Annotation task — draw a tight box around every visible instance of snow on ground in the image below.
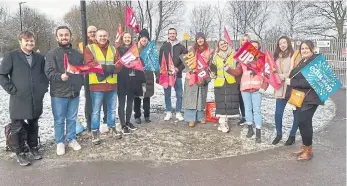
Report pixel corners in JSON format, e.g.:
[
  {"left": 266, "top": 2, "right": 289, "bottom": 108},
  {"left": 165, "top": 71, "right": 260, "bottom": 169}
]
[{"left": 0, "top": 75, "right": 336, "bottom": 161}]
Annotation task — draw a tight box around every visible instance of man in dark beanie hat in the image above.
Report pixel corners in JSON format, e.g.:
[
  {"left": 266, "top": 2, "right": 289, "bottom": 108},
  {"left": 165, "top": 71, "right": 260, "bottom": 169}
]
[{"left": 138, "top": 28, "right": 150, "bottom": 41}]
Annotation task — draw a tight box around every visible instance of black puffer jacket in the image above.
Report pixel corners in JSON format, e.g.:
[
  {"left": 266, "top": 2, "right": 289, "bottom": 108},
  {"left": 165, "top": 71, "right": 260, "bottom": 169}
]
[
  {"left": 45, "top": 45, "right": 84, "bottom": 98},
  {"left": 286, "top": 54, "right": 324, "bottom": 109},
  {"left": 117, "top": 46, "right": 146, "bottom": 96}
]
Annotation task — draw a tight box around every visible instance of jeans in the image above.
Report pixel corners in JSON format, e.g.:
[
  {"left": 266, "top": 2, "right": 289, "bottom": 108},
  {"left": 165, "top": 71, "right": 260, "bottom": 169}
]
[
  {"left": 51, "top": 97, "right": 79, "bottom": 144},
  {"left": 241, "top": 91, "right": 262, "bottom": 129},
  {"left": 164, "top": 78, "right": 183, "bottom": 112},
  {"left": 184, "top": 109, "right": 205, "bottom": 122},
  {"left": 134, "top": 97, "right": 150, "bottom": 119},
  {"left": 275, "top": 99, "right": 299, "bottom": 137},
  {"left": 118, "top": 93, "right": 134, "bottom": 127},
  {"left": 91, "top": 90, "right": 117, "bottom": 131}
]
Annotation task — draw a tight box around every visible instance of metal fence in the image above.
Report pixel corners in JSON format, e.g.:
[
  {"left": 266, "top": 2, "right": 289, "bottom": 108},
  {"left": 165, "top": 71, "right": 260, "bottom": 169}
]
[{"left": 158, "top": 39, "right": 347, "bottom": 88}]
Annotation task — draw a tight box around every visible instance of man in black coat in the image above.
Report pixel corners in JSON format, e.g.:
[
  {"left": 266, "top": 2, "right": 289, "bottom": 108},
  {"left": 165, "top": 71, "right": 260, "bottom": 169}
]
[{"left": 0, "top": 31, "right": 49, "bottom": 166}]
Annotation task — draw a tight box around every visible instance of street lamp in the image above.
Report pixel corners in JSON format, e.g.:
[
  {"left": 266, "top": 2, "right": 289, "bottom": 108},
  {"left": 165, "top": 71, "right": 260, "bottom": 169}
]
[{"left": 19, "top": 2, "right": 26, "bottom": 31}]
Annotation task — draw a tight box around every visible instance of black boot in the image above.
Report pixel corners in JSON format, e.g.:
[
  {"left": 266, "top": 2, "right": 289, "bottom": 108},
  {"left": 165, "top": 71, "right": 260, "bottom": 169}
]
[
  {"left": 145, "top": 117, "right": 151, "bottom": 123},
  {"left": 246, "top": 125, "right": 254, "bottom": 138},
  {"left": 28, "top": 147, "right": 42, "bottom": 160},
  {"left": 17, "top": 153, "right": 31, "bottom": 166},
  {"left": 272, "top": 135, "right": 282, "bottom": 145},
  {"left": 255, "top": 129, "right": 261, "bottom": 143},
  {"left": 135, "top": 118, "right": 141, "bottom": 124},
  {"left": 284, "top": 136, "right": 295, "bottom": 146}
]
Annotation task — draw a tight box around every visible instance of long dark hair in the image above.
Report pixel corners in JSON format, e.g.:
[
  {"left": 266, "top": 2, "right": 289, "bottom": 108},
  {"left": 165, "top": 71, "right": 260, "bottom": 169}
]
[
  {"left": 193, "top": 39, "right": 209, "bottom": 53},
  {"left": 299, "top": 40, "right": 315, "bottom": 54},
  {"left": 273, "top": 36, "right": 294, "bottom": 61}
]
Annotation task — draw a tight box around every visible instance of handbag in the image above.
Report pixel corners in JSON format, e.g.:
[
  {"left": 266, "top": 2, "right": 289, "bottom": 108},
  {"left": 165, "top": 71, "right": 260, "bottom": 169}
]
[{"left": 288, "top": 89, "right": 311, "bottom": 107}]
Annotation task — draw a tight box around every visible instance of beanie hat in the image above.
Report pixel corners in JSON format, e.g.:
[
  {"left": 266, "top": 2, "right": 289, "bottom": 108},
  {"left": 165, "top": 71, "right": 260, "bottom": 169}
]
[
  {"left": 138, "top": 29, "right": 150, "bottom": 41},
  {"left": 195, "top": 32, "right": 206, "bottom": 41}
]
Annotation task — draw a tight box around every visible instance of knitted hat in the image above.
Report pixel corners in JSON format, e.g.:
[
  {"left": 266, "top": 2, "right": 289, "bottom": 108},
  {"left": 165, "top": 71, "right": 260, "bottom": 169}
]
[
  {"left": 138, "top": 29, "right": 150, "bottom": 41},
  {"left": 195, "top": 32, "right": 206, "bottom": 40}
]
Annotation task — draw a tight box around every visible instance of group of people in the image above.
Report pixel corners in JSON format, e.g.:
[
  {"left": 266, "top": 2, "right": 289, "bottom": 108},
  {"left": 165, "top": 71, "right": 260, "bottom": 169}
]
[{"left": 0, "top": 24, "right": 323, "bottom": 166}]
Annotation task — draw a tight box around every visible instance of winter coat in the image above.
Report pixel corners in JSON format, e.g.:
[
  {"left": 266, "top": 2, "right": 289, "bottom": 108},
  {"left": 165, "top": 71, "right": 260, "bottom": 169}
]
[
  {"left": 210, "top": 49, "right": 242, "bottom": 116},
  {"left": 286, "top": 54, "right": 324, "bottom": 110},
  {"left": 117, "top": 46, "right": 146, "bottom": 96},
  {"left": 138, "top": 44, "right": 155, "bottom": 97},
  {"left": 158, "top": 40, "right": 188, "bottom": 78},
  {"left": 45, "top": 45, "right": 84, "bottom": 98},
  {"left": 240, "top": 64, "right": 269, "bottom": 92},
  {"left": 0, "top": 49, "right": 49, "bottom": 119},
  {"left": 275, "top": 56, "right": 292, "bottom": 99}
]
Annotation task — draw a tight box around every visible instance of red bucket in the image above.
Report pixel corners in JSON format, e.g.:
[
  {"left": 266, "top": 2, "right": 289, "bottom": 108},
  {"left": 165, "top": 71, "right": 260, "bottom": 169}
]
[{"left": 205, "top": 102, "right": 219, "bottom": 123}]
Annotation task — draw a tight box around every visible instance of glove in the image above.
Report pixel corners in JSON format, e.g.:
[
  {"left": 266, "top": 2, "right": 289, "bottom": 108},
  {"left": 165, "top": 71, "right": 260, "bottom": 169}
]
[
  {"left": 223, "top": 65, "right": 230, "bottom": 71},
  {"left": 258, "top": 88, "right": 265, "bottom": 93},
  {"left": 285, "top": 78, "right": 291, "bottom": 85}
]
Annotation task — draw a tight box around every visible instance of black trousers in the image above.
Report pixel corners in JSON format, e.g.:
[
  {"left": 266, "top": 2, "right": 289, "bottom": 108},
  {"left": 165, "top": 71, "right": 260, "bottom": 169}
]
[
  {"left": 118, "top": 93, "right": 135, "bottom": 127},
  {"left": 134, "top": 97, "right": 150, "bottom": 119},
  {"left": 11, "top": 119, "right": 39, "bottom": 154},
  {"left": 297, "top": 105, "right": 318, "bottom": 146}
]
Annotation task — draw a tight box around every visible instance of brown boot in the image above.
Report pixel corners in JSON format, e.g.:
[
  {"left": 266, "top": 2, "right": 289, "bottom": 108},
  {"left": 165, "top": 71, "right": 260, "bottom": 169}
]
[
  {"left": 297, "top": 146, "right": 313, "bottom": 161},
  {"left": 188, "top": 122, "right": 195, "bottom": 127},
  {"left": 293, "top": 145, "right": 305, "bottom": 156},
  {"left": 199, "top": 120, "right": 206, "bottom": 124}
]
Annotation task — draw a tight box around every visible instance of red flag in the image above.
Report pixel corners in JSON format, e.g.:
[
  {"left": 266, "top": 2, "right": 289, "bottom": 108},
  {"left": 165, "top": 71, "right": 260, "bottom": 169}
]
[
  {"left": 167, "top": 53, "right": 176, "bottom": 87},
  {"left": 264, "top": 50, "right": 282, "bottom": 89},
  {"left": 114, "top": 24, "right": 124, "bottom": 48},
  {"left": 125, "top": 5, "right": 140, "bottom": 33},
  {"left": 119, "top": 44, "right": 144, "bottom": 71},
  {"left": 224, "top": 27, "right": 232, "bottom": 46},
  {"left": 64, "top": 53, "right": 103, "bottom": 74},
  {"left": 159, "top": 52, "right": 169, "bottom": 88},
  {"left": 233, "top": 41, "right": 265, "bottom": 74}
]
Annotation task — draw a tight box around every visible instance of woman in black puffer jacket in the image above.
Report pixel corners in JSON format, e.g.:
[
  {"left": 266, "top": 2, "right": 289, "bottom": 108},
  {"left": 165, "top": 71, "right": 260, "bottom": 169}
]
[{"left": 117, "top": 32, "right": 146, "bottom": 134}]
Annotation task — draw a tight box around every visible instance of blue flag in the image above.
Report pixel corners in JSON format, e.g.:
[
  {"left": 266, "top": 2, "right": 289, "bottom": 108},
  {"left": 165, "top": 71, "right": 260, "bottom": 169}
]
[
  {"left": 140, "top": 40, "right": 159, "bottom": 72},
  {"left": 300, "top": 54, "right": 342, "bottom": 102}
]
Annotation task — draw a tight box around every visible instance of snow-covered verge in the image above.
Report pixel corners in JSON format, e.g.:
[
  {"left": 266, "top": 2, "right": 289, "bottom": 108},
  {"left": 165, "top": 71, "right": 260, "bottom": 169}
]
[{"left": 0, "top": 76, "right": 336, "bottom": 162}]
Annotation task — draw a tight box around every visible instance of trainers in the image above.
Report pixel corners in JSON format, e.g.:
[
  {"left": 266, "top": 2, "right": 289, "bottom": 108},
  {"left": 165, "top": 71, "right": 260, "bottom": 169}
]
[
  {"left": 237, "top": 118, "right": 246, "bottom": 126},
  {"left": 126, "top": 122, "right": 137, "bottom": 131},
  {"left": 17, "top": 153, "right": 31, "bottom": 166},
  {"left": 28, "top": 147, "right": 42, "bottom": 160},
  {"left": 217, "top": 125, "right": 222, "bottom": 131},
  {"left": 175, "top": 112, "right": 184, "bottom": 121},
  {"left": 135, "top": 118, "right": 141, "bottom": 124},
  {"left": 221, "top": 122, "right": 230, "bottom": 133},
  {"left": 56, "top": 143, "right": 65, "bottom": 155},
  {"left": 68, "top": 139, "right": 82, "bottom": 151},
  {"left": 91, "top": 131, "right": 101, "bottom": 145},
  {"left": 122, "top": 126, "right": 131, "bottom": 135},
  {"left": 164, "top": 112, "right": 172, "bottom": 121},
  {"left": 109, "top": 127, "right": 122, "bottom": 139}
]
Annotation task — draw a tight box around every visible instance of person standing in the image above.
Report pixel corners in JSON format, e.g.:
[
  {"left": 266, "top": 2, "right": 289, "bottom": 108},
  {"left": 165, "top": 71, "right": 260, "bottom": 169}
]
[
  {"left": 0, "top": 31, "right": 48, "bottom": 166},
  {"left": 117, "top": 32, "right": 144, "bottom": 134},
  {"left": 285, "top": 40, "right": 324, "bottom": 161},
  {"left": 135, "top": 29, "right": 155, "bottom": 124},
  {"left": 84, "top": 29, "right": 122, "bottom": 145},
  {"left": 210, "top": 40, "right": 242, "bottom": 133},
  {"left": 239, "top": 41, "right": 269, "bottom": 143},
  {"left": 272, "top": 36, "right": 298, "bottom": 146},
  {"left": 45, "top": 26, "right": 83, "bottom": 155},
  {"left": 158, "top": 28, "right": 187, "bottom": 121},
  {"left": 183, "top": 32, "right": 212, "bottom": 127}
]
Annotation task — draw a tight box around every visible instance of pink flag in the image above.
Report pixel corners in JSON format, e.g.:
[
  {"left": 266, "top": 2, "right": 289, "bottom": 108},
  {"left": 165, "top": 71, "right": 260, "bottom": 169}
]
[
  {"left": 264, "top": 50, "right": 282, "bottom": 89},
  {"left": 234, "top": 41, "right": 265, "bottom": 74},
  {"left": 114, "top": 24, "right": 124, "bottom": 48},
  {"left": 167, "top": 53, "right": 176, "bottom": 87},
  {"left": 119, "top": 44, "right": 144, "bottom": 71},
  {"left": 125, "top": 5, "right": 140, "bottom": 33},
  {"left": 159, "top": 52, "right": 169, "bottom": 88},
  {"left": 64, "top": 53, "right": 103, "bottom": 75},
  {"left": 224, "top": 27, "right": 232, "bottom": 46}
]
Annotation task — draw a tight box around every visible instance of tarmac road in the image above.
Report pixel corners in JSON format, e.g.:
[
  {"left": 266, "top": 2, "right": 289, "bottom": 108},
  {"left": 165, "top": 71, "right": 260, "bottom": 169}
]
[{"left": 0, "top": 90, "right": 345, "bottom": 186}]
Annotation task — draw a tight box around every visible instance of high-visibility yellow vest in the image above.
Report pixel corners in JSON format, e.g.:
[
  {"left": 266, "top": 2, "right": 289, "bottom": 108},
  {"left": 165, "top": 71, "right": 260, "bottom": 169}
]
[
  {"left": 88, "top": 44, "right": 117, "bottom": 85},
  {"left": 213, "top": 53, "right": 236, "bottom": 87}
]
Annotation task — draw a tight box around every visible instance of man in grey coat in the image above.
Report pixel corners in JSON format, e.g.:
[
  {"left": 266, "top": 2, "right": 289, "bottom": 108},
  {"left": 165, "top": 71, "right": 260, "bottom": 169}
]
[{"left": 0, "top": 31, "right": 49, "bottom": 166}]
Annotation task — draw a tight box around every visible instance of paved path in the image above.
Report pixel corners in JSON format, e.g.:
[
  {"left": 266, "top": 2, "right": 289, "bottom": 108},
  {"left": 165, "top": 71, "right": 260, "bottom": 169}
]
[{"left": 0, "top": 90, "right": 345, "bottom": 186}]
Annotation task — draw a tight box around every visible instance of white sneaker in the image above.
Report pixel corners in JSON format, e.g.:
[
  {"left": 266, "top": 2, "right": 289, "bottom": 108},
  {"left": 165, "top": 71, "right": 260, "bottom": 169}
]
[
  {"left": 164, "top": 112, "right": 172, "bottom": 121},
  {"left": 56, "top": 143, "right": 65, "bottom": 156},
  {"left": 68, "top": 139, "right": 82, "bottom": 151},
  {"left": 217, "top": 125, "right": 222, "bottom": 131},
  {"left": 221, "top": 122, "right": 230, "bottom": 133},
  {"left": 175, "top": 112, "right": 184, "bottom": 121}
]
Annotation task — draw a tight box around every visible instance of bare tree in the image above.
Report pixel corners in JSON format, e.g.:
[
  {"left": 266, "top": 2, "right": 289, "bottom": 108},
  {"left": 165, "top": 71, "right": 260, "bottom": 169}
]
[
  {"left": 215, "top": 1, "right": 225, "bottom": 40},
  {"left": 155, "top": 1, "right": 185, "bottom": 41},
  {"left": 279, "top": 1, "right": 307, "bottom": 39},
  {"left": 227, "top": 1, "right": 270, "bottom": 40},
  {"left": 188, "top": 5, "right": 215, "bottom": 39},
  {"left": 303, "top": 1, "right": 346, "bottom": 39}
]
